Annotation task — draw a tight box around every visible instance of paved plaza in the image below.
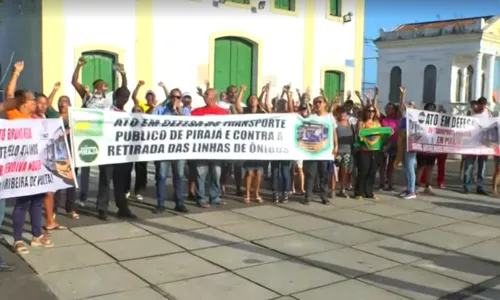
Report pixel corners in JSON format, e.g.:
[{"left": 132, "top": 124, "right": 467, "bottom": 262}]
[{"left": 2, "top": 161, "right": 500, "bottom": 299}]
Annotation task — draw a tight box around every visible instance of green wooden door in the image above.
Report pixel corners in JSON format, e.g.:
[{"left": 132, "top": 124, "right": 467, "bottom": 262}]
[
  {"left": 324, "top": 71, "right": 343, "bottom": 102},
  {"left": 214, "top": 37, "right": 254, "bottom": 103},
  {"left": 81, "top": 52, "right": 115, "bottom": 92}
]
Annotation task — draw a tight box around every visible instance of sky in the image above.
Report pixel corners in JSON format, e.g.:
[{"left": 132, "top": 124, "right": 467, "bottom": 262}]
[{"left": 363, "top": 0, "right": 500, "bottom": 87}]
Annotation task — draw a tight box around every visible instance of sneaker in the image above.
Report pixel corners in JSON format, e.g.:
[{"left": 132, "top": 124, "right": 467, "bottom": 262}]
[
  {"left": 338, "top": 189, "right": 349, "bottom": 198},
  {"left": 117, "top": 209, "right": 137, "bottom": 220},
  {"left": 153, "top": 206, "right": 166, "bottom": 214},
  {"left": 125, "top": 192, "right": 131, "bottom": 199},
  {"left": 135, "top": 194, "right": 144, "bottom": 202},
  {"left": 174, "top": 205, "right": 189, "bottom": 213},
  {"left": 97, "top": 210, "right": 108, "bottom": 221},
  {"left": 399, "top": 190, "right": 409, "bottom": 197},
  {"left": 477, "top": 189, "right": 489, "bottom": 196},
  {"left": 273, "top": 193, "right": 280, "bottom": 203},
  {"left": 321, "top": 198, "right": 332, "bottom": 205},
  {"left": 282, "top": 193, "right": 289, "bottom": 204},
  {"left": 76, "top": 200, "right": 85, "bottom": 208},
  {"left": 402, "top": 192, "right": 417, "bottom": 199},
  {"left": 424, "top": 186, "right": 434, "bottom": 194},
  {"left": 0, "top": 262, "right": 14, "bottom": 272},
  {"left": 303, "top": 198, "right": 310, "bottom": 205}
]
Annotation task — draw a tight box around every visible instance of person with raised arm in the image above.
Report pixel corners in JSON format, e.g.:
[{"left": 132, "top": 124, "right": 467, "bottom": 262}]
[
  {"left": 270, "top": 84, "right": 296, "bottom": 203},
  {"left": 33, "top": 82, "right": 71, "bottom": 231},
  {"left": 191, "top": 88, "right": 229, "bottom": 208},
  {"left": 302, "top": 94, "right": 338, "bottom": 205},
  {"left": 5, "top": 61, "right": 55, "bottom": 254},
  {"left": 234, "top": 84, "right": 269, "bottom": 204},
  {"left": 94, "top": 65, "right": 134, "bottom": 220},
  {"left": 71, "top": 58, "right": 115, "bottom": 207},
  {"left": 151, "top": 88, "right": 189, "bottom": 213},
  {"left": 132, "top": 80, "right": 156, "bottom": 114}
]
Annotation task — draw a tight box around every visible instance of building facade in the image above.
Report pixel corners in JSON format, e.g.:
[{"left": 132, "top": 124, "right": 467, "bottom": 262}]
[
  {"left": 375, "top": 16, "right": 500, "bottom": 113},
  {"left": 0, "top": 0, "right": 365, "bottom": 108}
]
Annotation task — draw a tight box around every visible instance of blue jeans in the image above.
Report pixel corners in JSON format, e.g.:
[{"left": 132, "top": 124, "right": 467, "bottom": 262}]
[
  {"left": 196, "top": 161, "right": 222, "bottom": 205},
  {"left": 77, "top": 167, "right": 90, "bottom": 202},
  {"left": 13, "top": 194, "right": 44, "bottom": 241},
  {"left": 155, "top": 160, "right": 186, "bottom": 208},
  {"left": 271, "top": 161, "right": 292, "bottom": 195},
  {"left": 405, "top": 152, "right": 417, "bottom": 193},
  {"left": 464, "top": 155, "right": 487, "bottom": 191}
]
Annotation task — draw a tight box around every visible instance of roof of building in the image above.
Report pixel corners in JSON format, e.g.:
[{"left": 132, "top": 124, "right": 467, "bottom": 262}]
[{"left": 391, "top": 15, "right": 495, "bottom": 32}]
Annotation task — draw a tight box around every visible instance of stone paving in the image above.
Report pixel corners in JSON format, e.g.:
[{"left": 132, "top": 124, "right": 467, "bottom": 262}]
[{"left": 2, "top": 161, "right": 500, "bottom": 299}]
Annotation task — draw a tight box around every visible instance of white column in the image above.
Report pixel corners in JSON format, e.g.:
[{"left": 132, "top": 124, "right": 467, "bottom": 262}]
[
  {"left": 460, "top": 67, "right": 467, "bottom": 103},
  {"left": 485, "top": 54, "right": 496, "bottom": 102},
  {"left": 473, "top": 52, "right": 483, "bottom": 100}
]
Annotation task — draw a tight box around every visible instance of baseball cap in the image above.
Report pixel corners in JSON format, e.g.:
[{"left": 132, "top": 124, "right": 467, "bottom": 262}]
[{"left": 182, "top": 92, "right": 192, "bottom": 99}]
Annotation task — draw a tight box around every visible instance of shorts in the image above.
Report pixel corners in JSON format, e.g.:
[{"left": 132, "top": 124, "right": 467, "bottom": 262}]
[
  {"left": 337, "top": 153, "right": 353, "bottom": 171},
  {"left": 243, "top": 161, "right": 265, "bottom": 172},
  {"left": 417, "top": 153, "right": 437, "bottom": 167}
]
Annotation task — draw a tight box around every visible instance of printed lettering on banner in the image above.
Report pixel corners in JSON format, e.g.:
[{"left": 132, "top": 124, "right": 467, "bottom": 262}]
[
  {"left": 69, "top": 108, "right": 335, "bottom": 167},
  {"left": 0, "top": 119, "right": 78, "bottom": 199},
  {"left": 406, "top": 109, "right": 500, "bottom": 155}
]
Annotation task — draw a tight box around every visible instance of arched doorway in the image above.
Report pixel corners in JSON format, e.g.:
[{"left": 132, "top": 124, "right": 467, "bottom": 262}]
[
  {"left": 214, "top": 37, "right": 255, "bottom": 103},
  {"left": 81, "top": 51, "right": 117, "bottom": 92},
  {"left": 422, "top": 64, "right": 437, "bottom": 103},
  {"left": 389, "top": 66, "right": 402, "bottom": 103}
]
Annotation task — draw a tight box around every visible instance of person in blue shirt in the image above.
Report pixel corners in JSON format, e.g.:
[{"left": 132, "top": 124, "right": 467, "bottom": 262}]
[{"left": 152, "top": 88, "right": 189, "bottom": 213}]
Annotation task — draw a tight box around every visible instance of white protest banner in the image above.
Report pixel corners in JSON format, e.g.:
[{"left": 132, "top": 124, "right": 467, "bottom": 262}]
[
  {"left": 70, "top": 108, "right": 335, "bottom": 167},
  {"left": 406, "top": 108, "right": 500, "bottom": 155},
  {"left": 0, "top": 119, "right": 77, "bottom": 199}
]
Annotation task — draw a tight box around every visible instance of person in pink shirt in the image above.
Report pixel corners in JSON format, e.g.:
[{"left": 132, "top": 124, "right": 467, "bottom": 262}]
[{"left": 379, "top": 103, "right": 400, "bottom": 191}]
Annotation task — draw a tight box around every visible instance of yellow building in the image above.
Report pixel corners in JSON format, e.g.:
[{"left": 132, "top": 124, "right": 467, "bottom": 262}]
[{"left": 0, "top": 0, "right": 365, "bottom": 108}]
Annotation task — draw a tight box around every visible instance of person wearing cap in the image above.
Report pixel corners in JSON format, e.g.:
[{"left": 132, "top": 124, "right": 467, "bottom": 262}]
[
  {"left": 132, "top": 80, "right": 168, "bottom": 114},
  {"left": 463, "top": 97, "right": 491, "bottom": 195},
  {"left": 181, "top": 92, "right": 192, "bottom": 116}
]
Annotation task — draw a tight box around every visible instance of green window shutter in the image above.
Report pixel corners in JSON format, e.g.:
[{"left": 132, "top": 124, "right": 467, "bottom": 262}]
[
  {"left": 330, "top": 0, "right": 340, "bottom": 16},
  {"left": 324, "top": 71, "right": 342, "bottom": 102},
  {"left": 81, "top": 52, "right": 115, "bottom": 93},
  {"left": 275, "top": 0, "right": 294, "bottom": 11},
  {"left": 233, "top": 39, "right": 253, "bottom": 103},
  {"left": 81, "top": 55, "right": 97, "bottom": 92},
  {"left": 229, "top": 0, "right": 249, "bottom": 3},
  {"left": 214, "top": 39, "right": 232, "bottom": 96},
  {"left": 97, "top": 54, "right": 115, "bottom": 90}
]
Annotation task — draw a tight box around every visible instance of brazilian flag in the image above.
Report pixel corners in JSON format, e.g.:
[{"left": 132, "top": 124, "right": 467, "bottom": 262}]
[{"left": 354, "top": 127, "right": 394, "bottom": 151}]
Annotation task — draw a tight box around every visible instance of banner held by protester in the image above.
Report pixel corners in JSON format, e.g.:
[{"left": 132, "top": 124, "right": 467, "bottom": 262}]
[
  {"left": 70, "top": 108, "right": 335, "bottom": 167},
  {"left": 0, "top": 119, "right": 77, "bottom": 199},
  {"left": 406, "top": 108, "right": 500, "bottom": 155}
]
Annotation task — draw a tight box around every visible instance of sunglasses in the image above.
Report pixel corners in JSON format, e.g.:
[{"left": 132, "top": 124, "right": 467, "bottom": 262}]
[{"left": 172, "top": 95, "right": 181, "bottom": 99}]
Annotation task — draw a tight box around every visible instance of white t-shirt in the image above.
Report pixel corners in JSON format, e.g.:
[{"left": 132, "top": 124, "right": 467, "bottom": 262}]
[{"left": 83, "top": 92, "right": 112, "bottom": 110}]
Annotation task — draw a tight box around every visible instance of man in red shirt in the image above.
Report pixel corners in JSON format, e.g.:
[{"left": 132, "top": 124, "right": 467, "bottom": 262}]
[
  {"left": 191, "top": 89, "right": 228, "bottom": 116},
  {"left": 191, "top": 89, "right": 228, "bottom": 208}
]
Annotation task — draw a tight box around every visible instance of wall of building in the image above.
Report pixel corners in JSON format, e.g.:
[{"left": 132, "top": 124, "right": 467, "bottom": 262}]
[
  {"left": 0, "top": 0, "right": 42, "bottom": 98},
  {"left": 40, "top": 0, "right": 364, "bottom": 108},
  {"left": 149, "top": 0, "right": 362, "bottom": 107},
  {"left": 376, "top": 40, "right": 480, "bottom": 109}
]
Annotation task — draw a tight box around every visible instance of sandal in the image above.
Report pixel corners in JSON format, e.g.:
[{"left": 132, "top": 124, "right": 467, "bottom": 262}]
[
  {"left": 198, "top": 203, "right": 210, "bottom": 208},
  {"left": 70, "top": 212, "right": 80, "bottom": 220},
  {"left": 253, "top": 196, "right": 264, "bottom": 204},
  {"left": 31, "top": 235, "right": 54, "bottom": 248},
  {"left": 244, "top": 197, "right": 251, "bottom": 205},
  {"left": 43, "top": 224, "right": 68, "bottom": 231},
  {"left": 14, "top": 241, "right": 29, "bottom": 255}
]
